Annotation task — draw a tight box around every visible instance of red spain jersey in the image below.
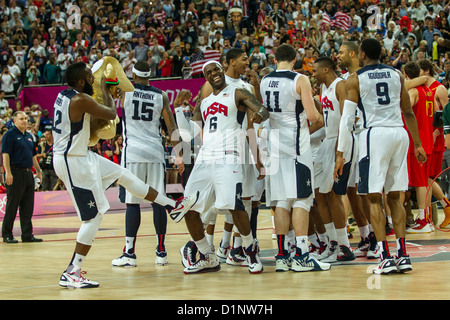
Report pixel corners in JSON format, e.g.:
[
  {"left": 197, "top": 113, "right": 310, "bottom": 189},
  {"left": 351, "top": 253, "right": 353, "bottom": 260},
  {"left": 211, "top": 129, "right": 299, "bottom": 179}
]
[{"left": 408, "top": 84, "right": 434, "bottom": 155}]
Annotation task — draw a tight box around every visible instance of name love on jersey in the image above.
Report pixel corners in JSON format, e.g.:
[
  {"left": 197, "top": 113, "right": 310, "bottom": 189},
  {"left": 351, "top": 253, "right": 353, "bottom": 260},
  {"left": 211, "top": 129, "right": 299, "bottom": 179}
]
[{"left": 202, "top": 102, "right": 229, "bottom": 121}]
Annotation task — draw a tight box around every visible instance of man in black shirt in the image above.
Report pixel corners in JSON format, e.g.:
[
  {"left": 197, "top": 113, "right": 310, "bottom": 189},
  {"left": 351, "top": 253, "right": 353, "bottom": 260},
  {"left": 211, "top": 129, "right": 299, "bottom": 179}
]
[{"left": 2, "top": 111, "right": 42, "bottom": 243}]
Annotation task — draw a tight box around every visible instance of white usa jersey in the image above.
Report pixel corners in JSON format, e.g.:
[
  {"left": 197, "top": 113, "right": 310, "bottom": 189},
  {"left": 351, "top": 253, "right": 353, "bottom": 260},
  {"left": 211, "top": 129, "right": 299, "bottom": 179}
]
[
  {"left": 356, "top": 64, "right": 403, "bottom": 128},
  {"left": 122, "top": 83, "right": 164, "bottom": 163},
  {"left": 52, "top": 89, "right": 91, "bottom": 156},
  {"left": 321, "top": 77, "right": 343, "bottom": 139},
  {"left": 260, "top": 69, "right": 310, "bottom": 158},
  {"left": 197, "top": 85, "right": 245, "bottom": 162}
]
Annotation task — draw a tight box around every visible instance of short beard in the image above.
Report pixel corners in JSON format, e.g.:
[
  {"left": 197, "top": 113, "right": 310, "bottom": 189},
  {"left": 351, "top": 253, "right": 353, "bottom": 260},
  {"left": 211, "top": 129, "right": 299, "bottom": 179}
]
[{"left": 83, "top": 81, "right": 94, "bottom": 96}]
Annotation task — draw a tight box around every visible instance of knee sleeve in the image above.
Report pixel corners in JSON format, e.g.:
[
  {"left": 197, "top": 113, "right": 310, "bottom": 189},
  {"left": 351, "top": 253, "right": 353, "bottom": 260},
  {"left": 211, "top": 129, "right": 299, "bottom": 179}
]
[
  {"left": 153, "top": 203, "right": 167, "bottom": 234},
  {"left": 117, "top": 172, "right": 148, "bottom": 199},
  {"left": 292, "top": 196, "right": 313, "bottom": 211},
  {"left": 224, "top": 212, "right": 234, "bottom": 224},
  {"left": 77, "top": 213, "right": 103, "bottom": 246}
]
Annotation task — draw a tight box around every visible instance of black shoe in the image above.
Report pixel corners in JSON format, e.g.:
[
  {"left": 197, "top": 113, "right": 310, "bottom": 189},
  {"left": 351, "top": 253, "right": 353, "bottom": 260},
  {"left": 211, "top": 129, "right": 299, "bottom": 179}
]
[
  {"left": 3, "top": 237, "right": 19, "bottom": 243},
  {"left": 22, "top": 236, "right": 43, "bottom": 243}
]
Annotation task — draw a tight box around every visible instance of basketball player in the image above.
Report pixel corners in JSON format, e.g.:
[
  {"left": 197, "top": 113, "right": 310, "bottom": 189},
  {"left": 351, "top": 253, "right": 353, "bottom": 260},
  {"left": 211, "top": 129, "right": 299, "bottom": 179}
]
[
  {"left": 172, "top": 60, "right": 269, "bottom": 274},
  {"left": 403, "top": 61, "right": 435, "bottom": 234},
  {"left": 336, "top": 41, "right": 379, "bottom": 260},
  {"left": 416, "top": 59, "right": 450, "bottom": 229},
  {"left": 192, "top": 48, "right": 264, "bottom": 267},
  {"left": 312, "top": 56, "right": 356, "bottom": 263},
  {"left": 260, "top": 44, "right": 330, "bottom": 272},
  {"left": 335, "top": 39, "right": 426, "bottom": 274},
  {"left": 54, "top": 62, "right": 196, "bottom": 288},
  {"left": 112, "top": 61, "right": 183, "bottom": 267}
]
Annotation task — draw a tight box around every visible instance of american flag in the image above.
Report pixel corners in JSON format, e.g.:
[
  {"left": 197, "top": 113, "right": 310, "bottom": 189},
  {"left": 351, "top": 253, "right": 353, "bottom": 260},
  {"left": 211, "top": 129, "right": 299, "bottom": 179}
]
[
  {"left": 190, "top": 50, "right": 222, "bottom": 76},
  {"left": 321, "top": 12, "right": 352, "bottom": 31}
]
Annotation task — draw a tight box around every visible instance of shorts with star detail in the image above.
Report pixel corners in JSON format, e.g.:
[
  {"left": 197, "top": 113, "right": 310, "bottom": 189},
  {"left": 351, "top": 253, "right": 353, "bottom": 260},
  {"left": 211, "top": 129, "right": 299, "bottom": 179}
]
[
  {"left": 183, "top": 156, "right": 245, "bottom": 214},
  {"left": 265, "top": 148, "right": 314, "bottom": 211},
  {"left": 54, "top": 151, "right": 127, "bottom": 221}
]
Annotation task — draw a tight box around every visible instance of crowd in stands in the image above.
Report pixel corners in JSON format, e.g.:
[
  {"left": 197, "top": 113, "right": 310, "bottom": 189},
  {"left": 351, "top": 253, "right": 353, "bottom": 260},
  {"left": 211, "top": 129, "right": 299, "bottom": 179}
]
[{"left": 0, "top": 0, "right": 449, "bottom": 192}]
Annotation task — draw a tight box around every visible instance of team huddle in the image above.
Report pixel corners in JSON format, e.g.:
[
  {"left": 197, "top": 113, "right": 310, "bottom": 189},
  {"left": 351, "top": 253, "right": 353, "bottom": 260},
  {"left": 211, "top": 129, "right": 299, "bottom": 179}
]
[{"left": 52, "top": 38, "right": 448, "bottom": 288}]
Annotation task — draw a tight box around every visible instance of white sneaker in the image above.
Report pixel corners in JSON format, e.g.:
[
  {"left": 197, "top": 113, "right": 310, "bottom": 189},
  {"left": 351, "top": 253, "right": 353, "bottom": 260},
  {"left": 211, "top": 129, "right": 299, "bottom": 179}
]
[
  {"left": 394, "top": 255, "right": 412, "bottom": 273},
  {"left": 59, "top": 266, "right": 99, "bottom": 289},
  {"left": 245, "top": 242, "right": 263, "bottom": 274},
  {"left": 155, "top": 250, "right": 168, "bottom": 266},
  {"left": 180, "top": 240, "right": 198, "bottom": 268},
  {"left": 321, "top": 241, "right": 338, "bottom": 263},
  {"left": 291, "top": 250, "right": 331, "bottom": 272},
  {"left": 226, "top": 246, "right": 247, "bottom": 266},
  {"left": 275, "top": 254, "right": 291, "bottom": 272},
  {"left": 169, "top": 191, "right": 200, "bottom": 223},
  {"left": 367, "top": 244, "right": 380, "bottom": 259},
  {"left": 353, "top": 237, "right": 370, "bottom": 257},
  {"left": 372, "top": 257, "right": 397, "bottom": 275},
  {"left": 216, "top": 245, "right": 231, "bottom": 263},
  {"left": 112, "top": 253, "right": 137, "bottom": 267},
  {"left": 183, "top": 253, "right": 220, "bottom": 274}
]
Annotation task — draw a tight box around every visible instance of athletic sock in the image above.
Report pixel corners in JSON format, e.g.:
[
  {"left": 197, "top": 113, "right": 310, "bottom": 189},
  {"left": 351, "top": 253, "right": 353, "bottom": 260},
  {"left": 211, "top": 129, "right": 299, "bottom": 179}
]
[
  {"left": 378, "top": 240, "right": 391, "bottom": 260},
  {"left": 69, "top": 252, "right": 85, "bottom": 269},
  {"left": 276, "top": 234, "right": 287, "bottom": 256},
  {"left": 440, "top": 197, "right": 450, "bottom": 208},
  {"left": 396, "top": 237, "right": 407, "bottom": 257},
  {"left": 324, "top": 222, "right": 337, "bottom": 243},
  {"left": 195, "top": 237, "right": 213, "bottom": 255},
  {"left": 295, "top": 236, "right": 309, "bottom": 255},
  {"left": 221, "top": 230, "right": 232, "bottom": 248},
  {"left": 336, "top": 227, "right": 350, "bottom": 248},
  {"left": 154, "top": 192, "right": 175, "bottom": 208},
  {"left": 125, "top": 236, "right": 136, "bottom": 254},
  {"left": 358, "top": 225, "right": 370, "bottom": 239}
]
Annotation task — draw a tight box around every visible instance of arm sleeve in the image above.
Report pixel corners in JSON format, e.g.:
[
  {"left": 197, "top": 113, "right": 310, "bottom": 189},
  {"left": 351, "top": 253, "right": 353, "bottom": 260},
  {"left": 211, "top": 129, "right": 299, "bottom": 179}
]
[
  {"left": 175, "top": 108, "right": 202, "bottom": 142},
  {"left": 337, "top": 100, "right": 358, "bottom": 153}
]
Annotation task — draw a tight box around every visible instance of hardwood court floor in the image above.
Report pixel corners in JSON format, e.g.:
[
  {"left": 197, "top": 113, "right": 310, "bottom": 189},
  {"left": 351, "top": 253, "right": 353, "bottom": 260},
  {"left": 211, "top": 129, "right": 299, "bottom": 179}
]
[{"left": 1, "top": 206, "right": 450, "bottom": 301}]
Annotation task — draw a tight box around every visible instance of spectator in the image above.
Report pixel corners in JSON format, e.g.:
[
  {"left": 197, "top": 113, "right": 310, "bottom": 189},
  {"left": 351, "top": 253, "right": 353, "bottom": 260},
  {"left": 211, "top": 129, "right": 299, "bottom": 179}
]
[
  {"left": 43, "top": 54, "right": 61, "bottom": 84},
  {"left": 0, "top": 67, "right": 15, "bottom": 96},
  {"left": 158, "top": 51, "right": 172, "bottom": 77},
  {"left": 39, "top": 108, "right": 52, "bottom": 133},
  {"left": 37, "top": 129, "right": 58, "bottom": 191}
]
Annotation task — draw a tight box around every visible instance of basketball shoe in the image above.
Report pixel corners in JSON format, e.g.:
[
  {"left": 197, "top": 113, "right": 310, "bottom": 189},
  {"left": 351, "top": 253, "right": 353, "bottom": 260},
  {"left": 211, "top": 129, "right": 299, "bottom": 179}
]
[
  {"left": 216, "top": 242, "right": 232, "bottom": 263},
  {"left": 353, "top": 237, "right": 370, "bottom": 257},
  {"left": 155, "top": 248, "right": 168, "bottom": 265},
  {"left": 112, "top": 252, "right": 137, "bottom": 267},
  {"left": 372, "top": 257, "right": 397, "bottom": 274},
  {"left": 180, "top": 240, "right": 198, "bottom": 268},
  {"left": 59, "top": 266, "right": 99, "bottom": 289},
  {"left": 337, "top": 245, "right": 356, "bottom": 261},
  {"left": 183, "top": 253, "right": 220, "bottom": 274},
  {"left": 406, "top": 218, "right": 432, "bottom": 234},
  {"left": 275, "top": 252, "right": 291, "bottom": 272},
  {"left": 321, "top": 240, "right": 339, "bottom": 263},
  {"left": 244, "top": 241, "right": 263, "bottom": 274},
  {"left": 440, "top": 206, "right": 450, "bottom": 228},
  {"left": 394, "top": 255, "right": 412, "bottom": 273},
  {"left": 226, "top": 246, "right": 247, "bottom": 266},
  {"left": 291, "top": 249, "right": 331, "bottom": 272},
  {"left": 168, "top": 191, "right": 200, "bottom": 223}
]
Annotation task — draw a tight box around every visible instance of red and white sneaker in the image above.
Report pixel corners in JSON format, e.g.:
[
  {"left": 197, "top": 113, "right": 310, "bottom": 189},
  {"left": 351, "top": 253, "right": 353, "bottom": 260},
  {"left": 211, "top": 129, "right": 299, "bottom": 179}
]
[
  {"left": 406, "top": 218, "right": 432, "bottom": 234},
  {"left": 168, "top": 191, "right": 200, "bottom": 223},
  {"left": 59, "top": 266, "right": 99, "bottom": 289}
]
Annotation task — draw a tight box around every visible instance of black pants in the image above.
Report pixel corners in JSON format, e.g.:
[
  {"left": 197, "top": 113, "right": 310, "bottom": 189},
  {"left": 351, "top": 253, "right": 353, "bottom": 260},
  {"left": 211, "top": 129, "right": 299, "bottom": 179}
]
[{"left": 1, "top": 168, "right": 35, "bottom": 240}]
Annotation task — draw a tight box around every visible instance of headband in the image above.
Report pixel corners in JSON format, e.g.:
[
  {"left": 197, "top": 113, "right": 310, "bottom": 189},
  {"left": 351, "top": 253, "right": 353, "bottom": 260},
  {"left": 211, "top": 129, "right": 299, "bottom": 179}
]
[
  {"left": 202, "top": 60, "right": 222, "bottom": 75},
  {"left": 133, "top": 66, "right": 151, "bottom": 78},
  {"left": 229, "top": 7, "right": 243, "bottom": 14}
]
